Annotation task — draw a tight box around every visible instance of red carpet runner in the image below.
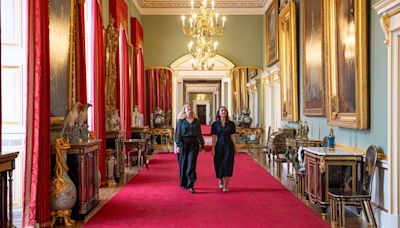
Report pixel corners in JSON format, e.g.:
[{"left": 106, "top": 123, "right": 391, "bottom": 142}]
[
  {"left": 200, "top": 124, "right": 211, "bottom": 136},
  {"left": 86, "top": 153, "right": 328, "bottom": 227}
]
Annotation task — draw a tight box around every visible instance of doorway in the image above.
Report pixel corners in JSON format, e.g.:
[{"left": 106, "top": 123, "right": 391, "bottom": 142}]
[{"left": 197, "top": 105, "right": 207, "bottom": 124}]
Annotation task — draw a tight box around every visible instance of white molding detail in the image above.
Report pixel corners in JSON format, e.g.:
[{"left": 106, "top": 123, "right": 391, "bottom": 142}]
[
  {"left": 374, "top": 1, "right": 400, "bottom": 225},
  {"left": 132, "top": 0, "right": 271, "bottom": 15}
]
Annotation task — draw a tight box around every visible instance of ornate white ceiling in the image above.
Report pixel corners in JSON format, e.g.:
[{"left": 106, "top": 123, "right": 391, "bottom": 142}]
[{"left": 133, "top": 0, "right": 271, "bottom": 15}]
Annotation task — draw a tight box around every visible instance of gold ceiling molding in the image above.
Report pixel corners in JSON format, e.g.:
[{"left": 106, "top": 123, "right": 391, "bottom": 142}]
[{"left": 133, "top": 0, "right": 271, "bottom": 15}]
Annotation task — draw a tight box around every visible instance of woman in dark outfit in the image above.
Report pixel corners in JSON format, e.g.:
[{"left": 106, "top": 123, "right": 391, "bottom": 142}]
[
  {"left": 211, "top": 106, "right": 237, "bottom": 193},
  {"left": 174, "top": 104, "right": 205, "bottom": 193}
]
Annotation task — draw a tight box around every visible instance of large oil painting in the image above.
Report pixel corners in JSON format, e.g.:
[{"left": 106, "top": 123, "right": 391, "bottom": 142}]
[
  {"left": 302, "top": 0, "right": 326, "bottom": 116},
  {"left": 265, "top": 0, "right": 279, "bottom": 66},
  {"left": 49, "top": 0, "right": 72, "bottom": 118},
  {"left": 327, "top": 0, "right": 368, "bottom": 129},
  {"left": 279, "top": 1, "right": 298, "bottom": 122}
]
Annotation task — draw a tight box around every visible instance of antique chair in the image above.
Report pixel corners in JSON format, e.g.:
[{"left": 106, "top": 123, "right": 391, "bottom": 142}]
[{"left": 329, "top": 145, "right": 378, "bottom": 228}]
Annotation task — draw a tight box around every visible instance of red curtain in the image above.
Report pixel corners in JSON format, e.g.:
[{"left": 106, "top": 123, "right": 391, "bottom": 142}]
[
  {"left": 76, "top": 1, "right": 87, "bottom": 103},
  {"left": 119, "top": 30, "right": 131, "bottom": 139},
  {"left": 23, "top": 0, "right": 51, "bottom": 226},
  {"left": 131, "top": 18, "right": 145, "bottom": 124},
  {"left": 93, "top": 0, "right": 106, "bottom": 184}
]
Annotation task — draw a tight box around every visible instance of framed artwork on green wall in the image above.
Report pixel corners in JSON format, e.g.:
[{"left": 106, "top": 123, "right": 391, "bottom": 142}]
[
  {"left": 301, "top": 0, "right": 326, "bottom": 116},
  {"left": 279, "top": 0, "right": 298, "bottom": 122},
  {"left": 265, "top": 0, "right": 279, "bottom": 66},
  {"left": 327, "top": 0, "right": 369, "bottom": 129}
]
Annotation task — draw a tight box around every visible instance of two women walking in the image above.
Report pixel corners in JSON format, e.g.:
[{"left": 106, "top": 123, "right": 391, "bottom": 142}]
[{"left": 174, "top": 104, "right": 237, "bottom": 193}]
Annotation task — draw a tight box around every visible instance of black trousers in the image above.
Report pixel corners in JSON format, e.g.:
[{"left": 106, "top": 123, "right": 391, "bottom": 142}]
[{"left": 178, "top": 138, "right": 199, "bottom": 188}]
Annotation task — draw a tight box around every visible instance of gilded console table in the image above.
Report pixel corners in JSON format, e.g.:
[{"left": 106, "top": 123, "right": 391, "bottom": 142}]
[
  {"left": 145, "top": 128, "right": 174, "bottom": 153},
  {"left": 304, "top": 147, "right": 363, "bottom": 214},
  {"left": 65, "top": 140, "right": 101, "bottom": 219},
  {"left": 131, "top": 126, "right": 148, "bottom": 140},
  {"left": 236, "top": 127, "right": 264, "bottom": 151},
  {"left": 106, "top": 130, "right": 125, "bottom": 182},
  {"left": 0, "top": 152, "right": 18, "bottom": 228}
]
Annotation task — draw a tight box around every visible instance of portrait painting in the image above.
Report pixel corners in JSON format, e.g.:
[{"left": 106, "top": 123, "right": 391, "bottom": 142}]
[
  {"left": 327, "top": 0, "right": 368, "bottom": 129},
  {"left": 302, "top": 0, "right": 326, "bottom": 116},
  {"left": 279, "top": 1, "right": 298, "bottom": 122},
  {"left": 49, "top": 0, "right": 72, "bottom": 118},
  {"left": 265, "top": 0, "right": 279, "bottom": 66}
]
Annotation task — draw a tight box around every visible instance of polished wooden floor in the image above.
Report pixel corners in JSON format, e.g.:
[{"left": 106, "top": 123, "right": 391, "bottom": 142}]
[{"left": 65, "top": 150, "right": 371, "bottom": 227}]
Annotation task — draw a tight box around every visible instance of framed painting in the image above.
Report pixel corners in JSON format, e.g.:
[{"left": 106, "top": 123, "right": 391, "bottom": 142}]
[
  {"left": 327, "top": 0, "right": 368, "bottom": 129},
  {"left": 49, "top": 0, "right": 74, "bottom": 124},
  {"left": 279, "top": 0, "right": 298, "bottom": 122},
  {"left": 265, "top": 0, "right": 279, "bottom": 66},
  {"left": 301, "top": 0, "right": 326, "bottom": 116}
]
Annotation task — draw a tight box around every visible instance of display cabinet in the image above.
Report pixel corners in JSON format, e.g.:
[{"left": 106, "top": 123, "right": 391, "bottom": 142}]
[
  {"left": 60, "top": 140, "right": 101, "bottom": 219},
  {"left": 304, "top": 147, "right": 363, "bottom": 214}
]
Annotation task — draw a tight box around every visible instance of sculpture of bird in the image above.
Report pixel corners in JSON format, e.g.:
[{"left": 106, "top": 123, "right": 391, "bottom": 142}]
[
  {"left": 60, "top": 102, "right": 82, "bottom": 137},
  {"left": 77, "top": 103, "right": 92, "bottom": 127}
]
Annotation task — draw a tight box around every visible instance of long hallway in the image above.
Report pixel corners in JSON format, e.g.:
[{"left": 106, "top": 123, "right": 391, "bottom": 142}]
[{"left": 85, "top": 152, "right": 328, "bottom": 227}]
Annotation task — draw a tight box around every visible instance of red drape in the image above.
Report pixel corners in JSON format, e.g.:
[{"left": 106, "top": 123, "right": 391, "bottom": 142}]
[
  {"left": 148, "top": 70, "right": 154, "bottom": 124},
  {"left": 24, "top": 0, "right": 51, "bottom": 226},
  {"left": 93, "top": 0, "right": 106, "bottom": 184},
  {"left": 155, "top": 70, "right": 160, "bottom": 108},
  {"left": 131, "top": 18, "right": 144, "bottom": 124},
  {"left": 119, "top": 30, "right": 131, "bottom": 139},
  {"left": 76, "top": 1, "right": 87, "bottom": 103}
]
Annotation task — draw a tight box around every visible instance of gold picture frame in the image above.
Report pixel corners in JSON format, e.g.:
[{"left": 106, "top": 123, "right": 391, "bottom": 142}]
[
  {"left": 279, "top": 0, "right": 298, "bottom": 122},
  {"left": 327, "top": 0, "right": 368, "bottom": 129},
  {"left": 265, "top": 0, "right": 279, "bottom": 66},
  {"left": 301, "top": 0, "right": 326, "bottom": 116},
  {"left": 49, "top": 0, "right": 76, "bottom": 125}
]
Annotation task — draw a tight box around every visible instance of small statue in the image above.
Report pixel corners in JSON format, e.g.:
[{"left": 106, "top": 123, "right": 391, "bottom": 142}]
[
  {"left": 327, "top": 128, "right": 335, "bottom": 150},
  {"left": 77, "top": 103, "right": 92, "bottom": 142},
  {"left": 240, "top": 107, "right": 252, "bottom": 128},
  {"left": 302, "top": 121, "right": 309, "bottom": 139},
  {"left": 108, "top": 109, "right": 120, "bottom": 131},
  {"left": 60, "top": 102, "right": 81, "bottom": 138},
  {"left": 153, "top": 107, "right": 165, "bottom": 128},
  {"left": 296, "top": 121, "right": 303, "bottom": 138}
]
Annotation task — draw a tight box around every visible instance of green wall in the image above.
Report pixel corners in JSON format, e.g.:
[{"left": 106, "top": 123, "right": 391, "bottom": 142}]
[
  {"left": 142, "top": 15, "right": 263, "bottom": 67},
  {"left": 281, "top": 0, "right": 388, "bottom": 154}
]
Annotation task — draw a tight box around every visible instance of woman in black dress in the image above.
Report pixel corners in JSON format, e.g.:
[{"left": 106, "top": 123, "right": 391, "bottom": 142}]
[
  {"left": 174, "top": 104, "right": 205, "bottom": 193},
  {"left": 211, "top": 106, "right": 237, "bottom": 192}
]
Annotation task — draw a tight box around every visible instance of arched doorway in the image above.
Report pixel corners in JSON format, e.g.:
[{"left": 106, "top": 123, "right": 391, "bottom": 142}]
[{"left": 170, "top": 54, "right": 235, "bottom": 126}]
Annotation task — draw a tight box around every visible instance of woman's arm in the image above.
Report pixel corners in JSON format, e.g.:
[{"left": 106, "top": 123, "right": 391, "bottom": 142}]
[
  {"left": 211, "top": 135, "right": 217, "bottom": 156},
  {"left": 230, "top": 134, "right": 237, "bottom": 152},
  {"left": 174, "top": 120, "right": 182, "bottom": 153},
  {"left": 196, "top": 120, "right": 205, "bottom": 149}
]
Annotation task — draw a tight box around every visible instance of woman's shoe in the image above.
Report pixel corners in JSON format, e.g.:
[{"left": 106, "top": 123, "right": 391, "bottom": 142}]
[
  {"left": 189, "top": 188, "right": 196, "bottom": 193},
  {"left": 218, "top": 181, "right": 223, "bottom": 189},
  {"left": 222, "top": 187, "right": 229, "bottom": 193}
]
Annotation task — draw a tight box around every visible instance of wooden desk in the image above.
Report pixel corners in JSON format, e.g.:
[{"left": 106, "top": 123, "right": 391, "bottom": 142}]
[
  {"left": 304, "top": 147, "right": 363, "bottom": 214},
  {"left": 145, "top": 128, "right": 174, "bottom": 153},
  {"left": 106, "top": 131, "right": 125, "bottom": 182},
  {"left": 0, "top": 152, "right": 18, "bottom": 228},
  {"left": 65, "top": 140, "right": 101, "bottom": 219},
  {"left": 124, "top": 139, "right": 147, "bottom": 169}
]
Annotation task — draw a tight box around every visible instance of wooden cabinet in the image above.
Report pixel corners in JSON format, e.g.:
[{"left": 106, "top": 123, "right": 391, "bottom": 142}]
[
  {"left": 62, "top": 140, "right": 100, "bottom": 219},
  {"left": 106, "top": 131, "right": 125, "bottom": 182},
  {"left": 0, "top": 152, "right": 18, "bottom": 228},
  {"left": 304, "top": 147, "right": 363, "bottom": 214}
]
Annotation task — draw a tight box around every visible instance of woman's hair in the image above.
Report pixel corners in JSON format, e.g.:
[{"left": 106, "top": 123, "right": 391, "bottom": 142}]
[
  {"left": 216, "top": 106, "right": 230, "bottom": 121},
  {"left": 177, "top": 103, "right": 198, "bottom": 120}
]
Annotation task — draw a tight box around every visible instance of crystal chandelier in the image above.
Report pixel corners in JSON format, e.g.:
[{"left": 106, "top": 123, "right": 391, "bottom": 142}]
[{"left": 181, "top": 0, "right": 226, "bottom": 70}]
